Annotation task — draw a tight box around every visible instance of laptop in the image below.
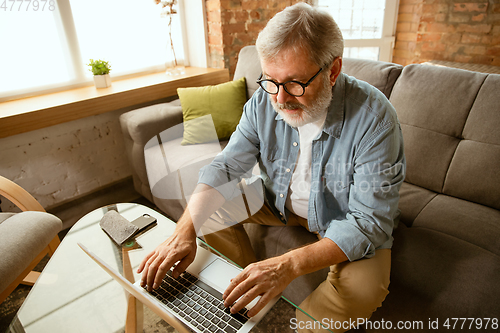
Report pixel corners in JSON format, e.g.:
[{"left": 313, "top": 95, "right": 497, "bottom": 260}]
[{"left": 78, "top": 242, "right": 279, "bottom": 333}]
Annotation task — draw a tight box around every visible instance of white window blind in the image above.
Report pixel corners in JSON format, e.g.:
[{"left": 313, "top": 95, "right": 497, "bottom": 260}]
[{"left": 0, "top": 0, "right": 185, "bottom": 100}]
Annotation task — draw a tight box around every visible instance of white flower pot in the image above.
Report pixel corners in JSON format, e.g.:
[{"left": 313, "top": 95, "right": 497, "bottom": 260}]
[{"left": 93, "top": 74, "right": 112, "bottom": 88}]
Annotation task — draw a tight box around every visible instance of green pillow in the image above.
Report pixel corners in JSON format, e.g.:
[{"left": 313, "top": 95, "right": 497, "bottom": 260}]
[{"left": 178, "top": 77, "right": 247, "bottom": 145}]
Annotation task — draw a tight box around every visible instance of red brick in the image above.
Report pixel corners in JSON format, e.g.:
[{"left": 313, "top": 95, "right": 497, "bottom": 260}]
[
  {"left": 471, "top": 55, "right": 494, "bottom": 65},
  {"left": 461, "top": 33, "right": 482, "bottom": 44},
  {"left": 399, "top": 13, "right": 421, "bottom": 23},
  {"left": 246, "top": 21, "right": 267, "bottom": 33},
  {"left": 454, "top": 54, "right": 473, "bottom": 63},
  {"left": 234, "top": 10, "right": 249, "bottom": 22},
  {"left": 449, "top": 14, "right": 470, "bottom": 23},
  {"left": 397, "top": 22, "right": 412, "bottom": 32},
  {"left": 422, "top": 4, "right": 448, "bottom": 14},
  {"left": 399, "top": 0, "right": 424, "bottom": 5},
  {"left": 435, "top": 13, "right": 447, "bottom": 22},
  {"left": 224, "top": 22, "right": 246, "bottom": 34},
  {"left": 241, "top": 0, "right": 267, "bottom": 11},
  {"left": 399, "top": 4, "right": 415, "bottom": 13},
  {"left": 442, "top": 33, "right": 462, "bottom": 44},
  {"left": 208, "top": 33, "right": 223, "bottom": 46},
  {"left": 421, "top": 33, "right": 443, "bottom": 42},
  {"left": 249, "top": 10, "right": 261, "bottom": 20},
  {"left": 491, "top": 35, "right": 500, "bottom": 45},
  {"left": 472, "top": 14, "right": 485, "bottom": 22},
  {"left": 457, "top": 24, "right": 492, "bottom": 33},
  {"left": 463, "top": 45, "right": 487, "bottom": 55},
  {"left": 420, "top": 51, "right": 445, "bottom": 61},
  {"left": 422, "top": 42, "right": 447, "bottom": 52},
  {"left": 206, "top": 0, "right": 220, "bottom": 11},
  {"left": 393, "top": 48, "right": 415, "bottom": 59},
  {"left": 207, "top": 10, "right": 221, "bottom": 23},
  {"left": 397, "top": 32, "right": 418, "bottom": 42},
  {"left": 453, "top": 3, "right": 488, "bottom": 13},
  {"left": 395, "top": 41, "right": 409, "bottom": 50},
  {"left": 427, "top": 22, "right": 455, "bottom": 33},
  {"left": 486, "top": 47, "right": 500, "bottom": 57}
]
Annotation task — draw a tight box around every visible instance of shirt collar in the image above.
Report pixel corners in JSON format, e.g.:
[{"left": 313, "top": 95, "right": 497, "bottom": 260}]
[{"left": 323, "top": 72, "right": 345, "bottom": 139}]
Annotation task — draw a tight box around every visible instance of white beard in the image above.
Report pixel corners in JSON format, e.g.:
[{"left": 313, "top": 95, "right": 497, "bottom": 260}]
[{"left": 271, "top": 76, "right": 333, "bottom": 128}]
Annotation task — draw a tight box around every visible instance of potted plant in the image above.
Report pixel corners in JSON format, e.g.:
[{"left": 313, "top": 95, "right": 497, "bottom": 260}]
[{"left": 87, "top": 59, "right": 112, "bottom": 88}]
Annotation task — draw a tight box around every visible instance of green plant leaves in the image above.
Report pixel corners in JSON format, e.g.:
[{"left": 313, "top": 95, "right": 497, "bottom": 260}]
[{"left": 87, "top": 59, "right": 111, "bottom": 76}]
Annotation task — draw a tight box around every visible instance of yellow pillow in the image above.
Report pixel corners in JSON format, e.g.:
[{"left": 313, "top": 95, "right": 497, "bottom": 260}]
[{"left": 178, "top": 77, "right": 247, "bottom": 145}]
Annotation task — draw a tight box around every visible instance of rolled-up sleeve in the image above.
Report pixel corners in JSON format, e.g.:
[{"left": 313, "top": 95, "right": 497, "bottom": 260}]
[{"left": 323, "top": 120, "right": 406, "bottom": 261}]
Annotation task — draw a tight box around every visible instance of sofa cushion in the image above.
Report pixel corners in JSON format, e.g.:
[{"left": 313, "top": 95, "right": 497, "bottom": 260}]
[
  {"left": 233, "top": 46, "right": 262, "bottom": 99},
  {"left": 443, "top": 140, "right": 500, "bottom": 210},
  {"left": 462, "top": 75, "right": 500, "bottom": 145},
  {"left": 412, "top": 194, "right": 500, "bottom": 256},
  {"left": 389, "top": 65, "right": 488, "bottom": 193},
  {"left": 178, "top": 77, "right": 247, "bottom": 145},
  {"left": 443, "top": 74, "right": 500, "bottom": 210},
  {"left": 390, "top": 64, "right": 486, "bottom": 138},
  {"left": 397, "top": 182, "right": 437, "bottom": 227},
  {"left": 370, "top": 224, "right": 500, "bottom": 327},
  {"left": 143, "top": 123, "right": 229, "bottom": 221},
  {"left": 342, "top": 58, "right": 403, "bottom": 99},
  {"left": 400, "top": 124, "right": 460, "bottom": 193}
]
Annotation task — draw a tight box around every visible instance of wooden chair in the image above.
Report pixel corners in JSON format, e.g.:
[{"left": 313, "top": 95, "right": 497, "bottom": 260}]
[{"left": 0, "top": 175, "right": 61, "bottom": 304}]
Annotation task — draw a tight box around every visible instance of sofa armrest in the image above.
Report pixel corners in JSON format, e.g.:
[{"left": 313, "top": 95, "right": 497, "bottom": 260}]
[
  {"left": 119, "top": 99, "right": 183, "bottom": 201},
  {"left": 119, "top": 99, "right": 183, "bottom": 145}
]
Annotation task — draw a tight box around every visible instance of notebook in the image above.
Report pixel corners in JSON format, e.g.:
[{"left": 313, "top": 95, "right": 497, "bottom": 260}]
[{"left": 78, "top": 242, "right": 279, "bottom": 333}]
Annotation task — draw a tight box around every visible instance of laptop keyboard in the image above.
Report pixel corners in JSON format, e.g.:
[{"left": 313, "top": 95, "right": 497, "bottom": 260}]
[{"left": 145, "top": 270, "right": 250, "bottom": 333}]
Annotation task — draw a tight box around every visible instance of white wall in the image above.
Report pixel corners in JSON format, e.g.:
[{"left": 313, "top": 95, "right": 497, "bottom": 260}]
[{"left": 0, "top": 110, "right": 132, "bottom": 212}]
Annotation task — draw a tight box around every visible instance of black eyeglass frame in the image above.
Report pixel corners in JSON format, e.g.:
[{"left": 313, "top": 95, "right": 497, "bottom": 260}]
[{"left": 256, "top": 67, "right": 324, "bottom": 97}]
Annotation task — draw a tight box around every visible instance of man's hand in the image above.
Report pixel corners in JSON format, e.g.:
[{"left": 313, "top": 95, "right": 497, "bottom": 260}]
[
  {"left": 222, "top": 238, "right": 348, "bottom": 317},
  {"left": 222, "top": 256, "right": 297, "bottom": 317},
  {"left": 137, "top": 224, "right": 197, "bottom": 291}
]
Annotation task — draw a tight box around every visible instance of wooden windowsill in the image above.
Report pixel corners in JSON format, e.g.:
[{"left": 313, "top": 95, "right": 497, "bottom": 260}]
[{"left": 0, "top": 67, "right": 229, "bottom": 139}]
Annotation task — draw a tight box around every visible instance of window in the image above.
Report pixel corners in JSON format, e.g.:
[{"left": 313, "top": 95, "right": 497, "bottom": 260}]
[
  {"left": 0, "top": 0, "right": 185, "bottom": 100},
  {"left": 314, "top": 0, "right": 399, "bottom": 62}
]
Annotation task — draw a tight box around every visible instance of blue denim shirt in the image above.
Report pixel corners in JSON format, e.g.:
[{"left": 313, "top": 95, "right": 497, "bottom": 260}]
[{"left": 199, "top": 72, "right": 405, "bottom": 261}]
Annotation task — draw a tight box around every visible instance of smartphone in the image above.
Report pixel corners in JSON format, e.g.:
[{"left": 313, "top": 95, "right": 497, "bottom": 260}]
[{"left": 131, "top": 214, "right": 157, "bottom": 232}]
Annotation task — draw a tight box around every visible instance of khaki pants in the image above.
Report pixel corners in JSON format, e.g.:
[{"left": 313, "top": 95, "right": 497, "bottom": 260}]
[{"left": 201, "top": 187, "right": 391, "bottom": 333}]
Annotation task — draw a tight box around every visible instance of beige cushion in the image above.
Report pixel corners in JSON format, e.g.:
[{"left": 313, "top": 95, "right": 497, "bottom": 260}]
[
  {"left": 342, "top": 58, "right": 403, "bottom": 98},
  {"left": 0, "top": 211, "right": 62, "bottom": 293}
]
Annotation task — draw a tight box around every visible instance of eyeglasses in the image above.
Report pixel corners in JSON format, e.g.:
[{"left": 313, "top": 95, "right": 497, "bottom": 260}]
[{"left": 256, "top": 67, "right": 323, "bottom": 97}]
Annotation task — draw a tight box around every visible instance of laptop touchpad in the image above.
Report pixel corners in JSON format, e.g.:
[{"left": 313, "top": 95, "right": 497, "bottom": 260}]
[{"left": 199, "top": 258, "right": 241, "bottom": 292}]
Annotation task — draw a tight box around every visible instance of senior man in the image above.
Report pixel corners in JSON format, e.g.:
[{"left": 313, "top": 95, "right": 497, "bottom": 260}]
[{"left": 138, "top": 2, "right": 405, "bottom": 332}]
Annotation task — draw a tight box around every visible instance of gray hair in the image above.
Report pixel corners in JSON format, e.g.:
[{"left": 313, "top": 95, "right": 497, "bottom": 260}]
[{"left": 256, "top": 2, "right": 344, "bottom": 69}]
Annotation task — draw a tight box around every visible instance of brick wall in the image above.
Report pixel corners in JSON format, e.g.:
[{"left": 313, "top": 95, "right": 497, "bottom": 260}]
[
  {"left": 394, "top": 0, "right": 500, "bottom": 66},
  {"left": 206, "top": 0, "right": 313, "bottom": 78},
  {"left": 206, "top": 0, "right": 499, "bottom": 69}
]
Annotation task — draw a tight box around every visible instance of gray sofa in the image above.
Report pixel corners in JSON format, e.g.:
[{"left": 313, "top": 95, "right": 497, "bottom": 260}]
[{"left": 120, "top": 45, "right": 500, "bottom": 331}]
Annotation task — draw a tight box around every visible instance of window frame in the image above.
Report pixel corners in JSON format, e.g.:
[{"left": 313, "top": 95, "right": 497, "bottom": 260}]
[
  {"left": 0, "top": 0, "right": 209, "bottom": 103},
  {"left": 314, "top": 0, "right": 400, "bottom": 62}
]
